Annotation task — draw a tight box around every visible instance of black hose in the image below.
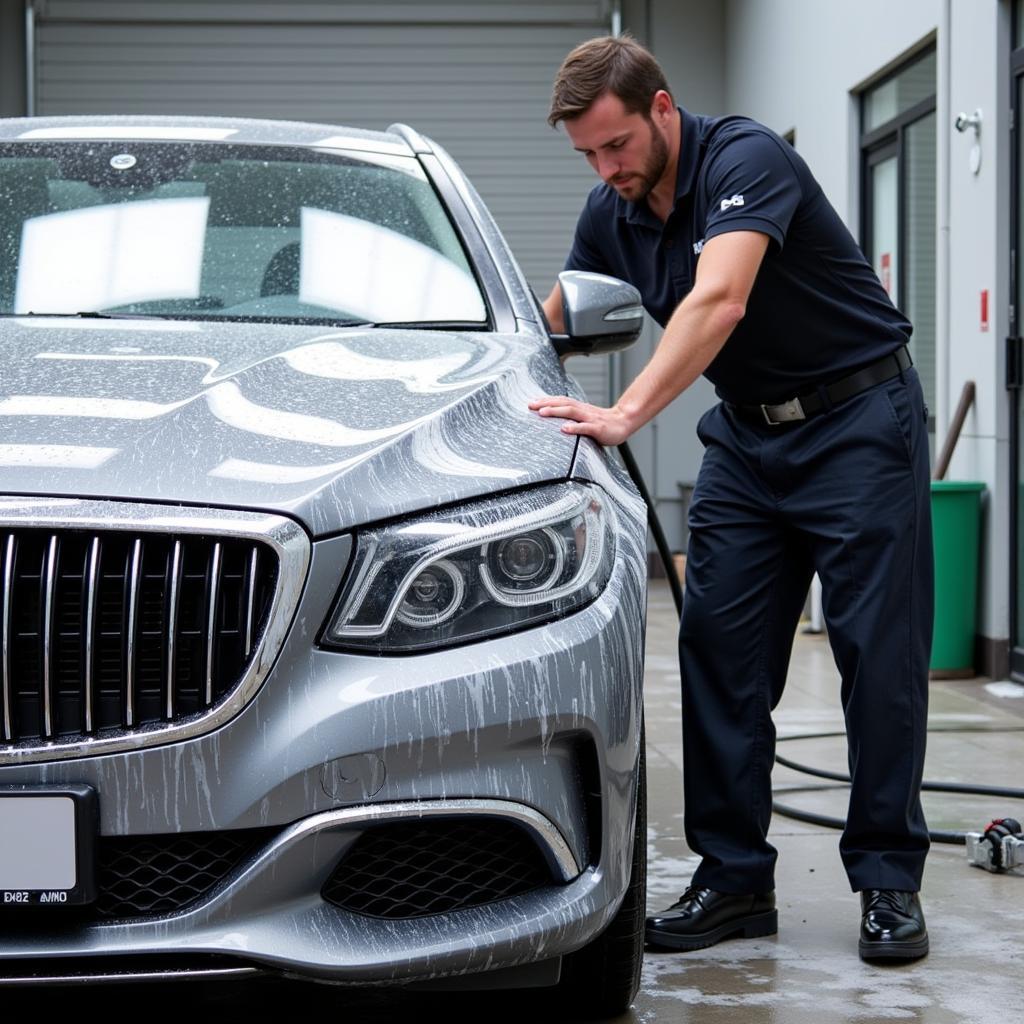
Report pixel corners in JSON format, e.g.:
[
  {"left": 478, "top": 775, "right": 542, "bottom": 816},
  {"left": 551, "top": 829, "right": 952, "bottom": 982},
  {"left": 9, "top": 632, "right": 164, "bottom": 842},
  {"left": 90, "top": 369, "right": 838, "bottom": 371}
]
[
  {"left": 617, "top": 440, "right": 683, "bottom": 614},
  {"left": 773, "top": 728, "right": 1024, "bottom": 844},
  {"left": 615, "top": 436, "right": 1024, "bottom": 844},
  {"left": 774, "top": 753, "right": 1024, "bottom": 800},
  {"left": 769, "top": 799, "right": 971, "bottom": 845}
]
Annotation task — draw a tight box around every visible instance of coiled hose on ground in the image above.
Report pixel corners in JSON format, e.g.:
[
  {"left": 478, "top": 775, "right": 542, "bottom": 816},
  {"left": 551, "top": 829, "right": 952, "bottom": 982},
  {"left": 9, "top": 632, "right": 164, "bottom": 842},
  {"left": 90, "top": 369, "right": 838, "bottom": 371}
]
[{"left": 616, "top": 439, "right": 1024, "bottom": 844}]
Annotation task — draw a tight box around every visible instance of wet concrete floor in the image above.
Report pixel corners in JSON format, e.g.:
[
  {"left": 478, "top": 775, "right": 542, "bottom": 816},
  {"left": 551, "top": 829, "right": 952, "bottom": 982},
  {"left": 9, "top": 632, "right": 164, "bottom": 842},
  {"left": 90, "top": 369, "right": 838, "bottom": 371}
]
[
  {"left": 7, "top": 581, "right": 1023, "bottom": 1021},
  {"left": 640, "top": 580, "right": 1024, "bottom": 1023}
]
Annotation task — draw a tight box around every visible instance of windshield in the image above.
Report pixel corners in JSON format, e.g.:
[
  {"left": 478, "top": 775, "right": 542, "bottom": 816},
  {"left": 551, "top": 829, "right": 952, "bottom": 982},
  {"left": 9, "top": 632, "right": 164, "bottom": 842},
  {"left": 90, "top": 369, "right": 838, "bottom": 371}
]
[{"left": 0, "top": 141, "right": 488, "bottom": 325}]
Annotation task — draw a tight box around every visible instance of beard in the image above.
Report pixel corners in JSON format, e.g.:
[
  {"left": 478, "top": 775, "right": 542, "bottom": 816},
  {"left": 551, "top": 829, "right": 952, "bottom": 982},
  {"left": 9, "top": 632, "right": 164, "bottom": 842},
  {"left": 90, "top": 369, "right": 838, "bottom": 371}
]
[{"left": 614, "top": 117, "right": 670, "bottom": 203}]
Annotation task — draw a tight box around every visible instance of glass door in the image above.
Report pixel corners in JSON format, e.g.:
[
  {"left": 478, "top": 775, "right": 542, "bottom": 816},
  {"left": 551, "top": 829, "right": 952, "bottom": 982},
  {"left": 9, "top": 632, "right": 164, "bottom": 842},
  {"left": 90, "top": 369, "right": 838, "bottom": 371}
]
[
  {"left": 859, "top": 48, "right": 936, "bottom": 427},
  {"left": 867, "top": 146, "right": 900, "bottom": 303}
]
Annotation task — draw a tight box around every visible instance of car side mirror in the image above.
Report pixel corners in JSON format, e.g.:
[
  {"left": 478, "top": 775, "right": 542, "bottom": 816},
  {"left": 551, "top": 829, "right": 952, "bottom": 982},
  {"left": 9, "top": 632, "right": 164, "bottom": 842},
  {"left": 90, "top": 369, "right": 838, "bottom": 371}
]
[{"left": 551, "top": 270, "right": 644, "bottom": 358}]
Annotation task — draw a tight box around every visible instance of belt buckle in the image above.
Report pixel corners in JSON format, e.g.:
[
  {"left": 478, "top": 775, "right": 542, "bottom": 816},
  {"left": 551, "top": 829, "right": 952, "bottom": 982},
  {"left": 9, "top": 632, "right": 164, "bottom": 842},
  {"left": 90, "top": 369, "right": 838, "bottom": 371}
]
[{"left": 760, "top": 397, "right": 806, "bottom": 425}]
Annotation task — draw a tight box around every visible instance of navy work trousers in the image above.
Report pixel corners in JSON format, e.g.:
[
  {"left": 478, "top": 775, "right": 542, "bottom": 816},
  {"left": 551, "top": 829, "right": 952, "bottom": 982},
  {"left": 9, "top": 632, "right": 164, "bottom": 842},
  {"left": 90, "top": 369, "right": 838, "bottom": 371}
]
[{"left": 679, "top": 366, "right": 933, "bottom": 894}]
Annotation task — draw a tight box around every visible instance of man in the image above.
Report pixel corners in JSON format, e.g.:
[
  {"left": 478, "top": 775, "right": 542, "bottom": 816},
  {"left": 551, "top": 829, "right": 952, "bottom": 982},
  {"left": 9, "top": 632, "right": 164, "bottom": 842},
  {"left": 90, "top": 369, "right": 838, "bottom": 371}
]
[{"left": 531, "top": 35, "right": 932, "bottom": 961}]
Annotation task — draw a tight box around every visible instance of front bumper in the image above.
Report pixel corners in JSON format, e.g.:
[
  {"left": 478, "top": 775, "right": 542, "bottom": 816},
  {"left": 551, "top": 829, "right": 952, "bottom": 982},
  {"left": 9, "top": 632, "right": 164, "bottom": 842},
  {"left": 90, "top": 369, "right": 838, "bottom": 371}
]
[
  {"left": 2, "top": 801, "right": 615, "bottom": 984},
  {"left": 0, "top": 461, "right": 647, "bottom": 985}
]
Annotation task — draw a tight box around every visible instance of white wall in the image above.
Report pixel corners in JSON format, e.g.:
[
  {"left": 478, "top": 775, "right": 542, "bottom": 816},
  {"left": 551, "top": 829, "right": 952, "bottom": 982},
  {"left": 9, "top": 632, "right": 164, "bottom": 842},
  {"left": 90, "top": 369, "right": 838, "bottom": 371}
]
[
  {"left": 723, "top": 0, "right": 940, "bottom": 220},
  {"left": 648, "top": 0, "right": 728, "bottom": 117},
  {"left": 718, "top": 0, "right": 1012, "bottom": 651},
  {"left": 944, "top": 0, "right": 1011, "bottom": 648}
]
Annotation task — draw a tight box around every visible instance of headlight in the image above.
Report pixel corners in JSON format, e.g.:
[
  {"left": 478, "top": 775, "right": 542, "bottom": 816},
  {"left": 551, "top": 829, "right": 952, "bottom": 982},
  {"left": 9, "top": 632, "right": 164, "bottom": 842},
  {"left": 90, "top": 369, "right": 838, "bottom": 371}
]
[{"left": 322, "top": 482, "right": 615, "bottom": 652}]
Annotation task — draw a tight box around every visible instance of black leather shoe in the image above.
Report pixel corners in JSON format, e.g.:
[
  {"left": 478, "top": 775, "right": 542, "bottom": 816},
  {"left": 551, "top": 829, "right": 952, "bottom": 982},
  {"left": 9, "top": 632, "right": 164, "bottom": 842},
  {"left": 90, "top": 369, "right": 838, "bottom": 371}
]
[
  {"left": 858, "top": 889, "right": 929, "bottom": 961},
  {"left": 645, "top": 886, "right": 777, "bottom": 951}
]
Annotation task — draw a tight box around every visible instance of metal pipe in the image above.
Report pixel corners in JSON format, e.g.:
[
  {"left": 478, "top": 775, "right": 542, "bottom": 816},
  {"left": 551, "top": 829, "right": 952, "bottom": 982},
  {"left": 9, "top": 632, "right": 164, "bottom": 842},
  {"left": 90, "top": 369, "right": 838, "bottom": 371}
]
[
  {"left": 936, "top": 0, "right": 952, "bottom": 449},
  {"left": 611, "top": 0, "right": 622, "bottom": 38},
  {"left": 933, "top": 380, "right": 976, "bottom": 481},
  {"left": 24, "top": 0, "right": 35, "bottom": 117}
]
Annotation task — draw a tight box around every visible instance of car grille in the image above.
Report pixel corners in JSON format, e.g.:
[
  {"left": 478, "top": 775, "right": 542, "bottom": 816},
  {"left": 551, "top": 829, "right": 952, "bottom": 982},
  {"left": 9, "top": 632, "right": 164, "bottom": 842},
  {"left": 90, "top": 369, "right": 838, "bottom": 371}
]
[
  {"left": 94, "top": 828, "right": 278, "bottom": 919},
  {"left": 321, "top": 819, "right": 554, "bottom": 919},
  {"left": 0, "top": 528, "right": 277, "bottom": 745}
]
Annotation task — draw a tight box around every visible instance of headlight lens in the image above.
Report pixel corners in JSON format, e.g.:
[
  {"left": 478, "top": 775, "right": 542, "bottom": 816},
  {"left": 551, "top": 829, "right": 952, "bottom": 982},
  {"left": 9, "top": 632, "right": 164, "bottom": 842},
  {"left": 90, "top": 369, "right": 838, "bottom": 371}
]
[{"left": 322, "top": 482, "right": 615, "bottom": 652}]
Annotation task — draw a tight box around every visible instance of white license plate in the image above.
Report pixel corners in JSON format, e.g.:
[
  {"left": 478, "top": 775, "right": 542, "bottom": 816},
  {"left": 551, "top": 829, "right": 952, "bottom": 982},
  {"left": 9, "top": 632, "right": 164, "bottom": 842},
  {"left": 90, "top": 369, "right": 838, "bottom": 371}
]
[{"left": 0, "top": 795, "right": 78, "bottom": 894}]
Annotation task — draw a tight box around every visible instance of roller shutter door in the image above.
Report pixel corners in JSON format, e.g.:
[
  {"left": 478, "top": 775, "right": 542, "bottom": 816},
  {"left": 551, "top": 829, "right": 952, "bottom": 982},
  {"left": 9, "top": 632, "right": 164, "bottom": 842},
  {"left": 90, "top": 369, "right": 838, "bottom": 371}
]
[{"left": 32, "top": 0, "right": 616, "bottom": 403}]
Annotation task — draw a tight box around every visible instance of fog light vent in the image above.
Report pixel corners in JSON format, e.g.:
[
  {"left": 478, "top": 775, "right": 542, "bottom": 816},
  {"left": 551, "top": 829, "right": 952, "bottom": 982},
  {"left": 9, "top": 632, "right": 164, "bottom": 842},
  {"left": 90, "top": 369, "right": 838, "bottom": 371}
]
[{"left": 321, "top": 819, "right": 552, "bottom": 919}]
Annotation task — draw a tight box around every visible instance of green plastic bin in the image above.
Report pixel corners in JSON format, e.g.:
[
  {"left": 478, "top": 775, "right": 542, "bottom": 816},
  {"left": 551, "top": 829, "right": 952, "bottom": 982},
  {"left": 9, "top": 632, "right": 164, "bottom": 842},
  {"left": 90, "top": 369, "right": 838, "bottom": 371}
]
[{"left": 930, "top": 480, "right": 986, "bottom": 677}]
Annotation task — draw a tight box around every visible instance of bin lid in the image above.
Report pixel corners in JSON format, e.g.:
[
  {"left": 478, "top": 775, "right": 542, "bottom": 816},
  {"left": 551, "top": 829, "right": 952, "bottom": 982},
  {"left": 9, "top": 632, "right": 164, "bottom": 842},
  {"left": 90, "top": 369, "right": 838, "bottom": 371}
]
[{"left": 930, "top": 480, "right": 986, "bottom": 492}]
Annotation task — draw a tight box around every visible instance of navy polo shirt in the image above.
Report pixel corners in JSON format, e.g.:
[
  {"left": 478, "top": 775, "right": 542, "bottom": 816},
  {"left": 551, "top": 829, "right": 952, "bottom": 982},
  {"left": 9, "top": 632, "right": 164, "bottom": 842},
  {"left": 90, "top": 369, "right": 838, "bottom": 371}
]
[{"left": 564, "top": 107, "right": 912, "bottom": 405}]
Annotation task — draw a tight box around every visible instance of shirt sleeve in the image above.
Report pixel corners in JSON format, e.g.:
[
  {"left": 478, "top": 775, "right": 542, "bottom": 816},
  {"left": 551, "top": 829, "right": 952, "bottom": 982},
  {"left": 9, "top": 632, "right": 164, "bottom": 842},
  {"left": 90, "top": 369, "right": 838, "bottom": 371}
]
[
  {"left": 701, "top": 130, "right": 803, "bottom": 250},
  {"left": 563, "top": 198, "right": 613, "bottom": 275}
]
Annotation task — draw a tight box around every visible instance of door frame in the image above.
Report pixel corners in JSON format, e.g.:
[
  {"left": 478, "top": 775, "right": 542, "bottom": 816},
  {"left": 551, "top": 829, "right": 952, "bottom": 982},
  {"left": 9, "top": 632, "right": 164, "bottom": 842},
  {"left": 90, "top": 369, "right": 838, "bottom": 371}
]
[{"left": 1008, "top": 34, "right": 1024, "bottom": 678}]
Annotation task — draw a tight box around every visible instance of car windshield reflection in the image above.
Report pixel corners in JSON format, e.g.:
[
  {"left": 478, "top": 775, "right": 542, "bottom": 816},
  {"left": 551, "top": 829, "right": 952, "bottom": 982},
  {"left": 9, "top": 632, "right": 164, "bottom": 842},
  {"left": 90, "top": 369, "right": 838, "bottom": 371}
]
[{"left": 0, "top": 142, "right": 488, "bottom": 326}]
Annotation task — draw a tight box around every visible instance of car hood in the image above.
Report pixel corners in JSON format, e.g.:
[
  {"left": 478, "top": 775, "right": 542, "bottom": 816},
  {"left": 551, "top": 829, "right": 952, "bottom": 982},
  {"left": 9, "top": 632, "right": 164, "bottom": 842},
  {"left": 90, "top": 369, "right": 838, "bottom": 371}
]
[{"left": 0, "top": 317, "right": 577, "bottom": 535}]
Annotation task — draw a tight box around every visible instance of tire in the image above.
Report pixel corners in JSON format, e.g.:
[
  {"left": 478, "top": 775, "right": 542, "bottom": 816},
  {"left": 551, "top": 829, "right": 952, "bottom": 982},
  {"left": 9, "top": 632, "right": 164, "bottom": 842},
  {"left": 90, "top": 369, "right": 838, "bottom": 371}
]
[{"left": 556, "top": 739, "right": 647, "bottom": 1020}]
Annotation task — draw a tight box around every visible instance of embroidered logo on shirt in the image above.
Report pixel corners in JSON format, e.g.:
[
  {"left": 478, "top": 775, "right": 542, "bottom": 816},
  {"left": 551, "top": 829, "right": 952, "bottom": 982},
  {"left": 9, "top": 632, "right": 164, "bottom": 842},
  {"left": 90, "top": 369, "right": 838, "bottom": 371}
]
[
  {"left": 693, "top": 239, "right": 705, "bottom": 255},
  {"left": 720, "top": 194, "right": 745, "bottom": 211}
]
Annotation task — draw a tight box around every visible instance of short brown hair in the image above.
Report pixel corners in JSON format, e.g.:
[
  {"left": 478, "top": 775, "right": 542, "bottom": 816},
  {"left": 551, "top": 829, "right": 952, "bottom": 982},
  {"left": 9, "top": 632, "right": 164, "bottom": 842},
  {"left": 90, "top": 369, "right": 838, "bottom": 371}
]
[{"left": 548, "top": 34, "right": 672, "bottom": 128}]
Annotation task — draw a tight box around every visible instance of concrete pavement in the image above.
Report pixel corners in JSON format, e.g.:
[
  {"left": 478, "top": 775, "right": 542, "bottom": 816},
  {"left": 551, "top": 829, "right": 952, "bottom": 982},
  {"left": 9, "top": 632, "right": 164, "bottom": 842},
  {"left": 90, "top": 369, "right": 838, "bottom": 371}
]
[{"left": 637, "top": 580, "right": 1024, "bottom": 1024}]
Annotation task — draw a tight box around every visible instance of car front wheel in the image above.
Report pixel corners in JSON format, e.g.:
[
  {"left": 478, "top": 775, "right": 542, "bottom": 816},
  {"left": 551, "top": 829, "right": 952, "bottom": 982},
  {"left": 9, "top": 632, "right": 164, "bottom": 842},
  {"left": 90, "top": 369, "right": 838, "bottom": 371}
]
[{"left": 556, "top": 736, "right": 647, "bottom": 1019}]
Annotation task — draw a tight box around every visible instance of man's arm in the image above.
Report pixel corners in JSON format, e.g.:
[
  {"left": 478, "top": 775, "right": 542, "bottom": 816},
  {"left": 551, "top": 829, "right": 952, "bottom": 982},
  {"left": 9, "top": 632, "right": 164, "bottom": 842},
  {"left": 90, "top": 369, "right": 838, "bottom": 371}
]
[
  {"left": 542, "top": 283, "right": 565, "bottom": 335},
  {"left": 529, "top": 230, "right": 770, "bottom": 444}
]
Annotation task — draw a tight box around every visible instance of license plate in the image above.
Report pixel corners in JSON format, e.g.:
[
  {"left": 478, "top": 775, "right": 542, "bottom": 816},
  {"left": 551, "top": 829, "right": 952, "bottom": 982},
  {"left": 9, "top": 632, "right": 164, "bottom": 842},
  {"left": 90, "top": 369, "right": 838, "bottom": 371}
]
[{"left": 0, "top": 786, "right": 97, "bottom": 907}]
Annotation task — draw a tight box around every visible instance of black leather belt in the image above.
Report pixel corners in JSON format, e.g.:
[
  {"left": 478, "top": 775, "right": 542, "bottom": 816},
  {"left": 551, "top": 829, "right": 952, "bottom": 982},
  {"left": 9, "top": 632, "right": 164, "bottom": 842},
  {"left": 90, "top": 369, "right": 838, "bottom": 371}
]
[{"left": 731, "top": 346, "right": 912, "bottom": 426}]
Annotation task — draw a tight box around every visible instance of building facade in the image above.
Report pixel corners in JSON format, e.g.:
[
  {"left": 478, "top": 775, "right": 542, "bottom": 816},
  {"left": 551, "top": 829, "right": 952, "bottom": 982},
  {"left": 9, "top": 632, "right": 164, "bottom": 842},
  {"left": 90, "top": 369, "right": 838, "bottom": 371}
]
[{"left": 0, "top": 0, "right": 1018, "bottom": 678}]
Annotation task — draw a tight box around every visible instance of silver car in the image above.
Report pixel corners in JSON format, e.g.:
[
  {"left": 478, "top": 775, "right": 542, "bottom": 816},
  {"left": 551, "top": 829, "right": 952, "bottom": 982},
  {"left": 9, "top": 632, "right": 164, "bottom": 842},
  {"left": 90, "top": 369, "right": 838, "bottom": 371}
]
[{"left": 0, "top": 116, "right": 648, "bottom": 1017}]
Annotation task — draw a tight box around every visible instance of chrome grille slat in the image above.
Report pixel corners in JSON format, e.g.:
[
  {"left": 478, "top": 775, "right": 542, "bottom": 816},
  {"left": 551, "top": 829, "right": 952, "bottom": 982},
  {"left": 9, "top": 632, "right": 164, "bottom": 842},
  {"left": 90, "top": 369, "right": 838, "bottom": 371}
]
[
  {"left": 84, "top": 536, "right": 101, "bottom": 734},
  {"left": 165, "top": 539, "right": 182, "bottom": 720},
  {"left": 245, "top": 546, "right": 258, "bottom": 658},
  {"left": 42, "top": 534, "right": 58, "bottom": 738},
  {"left": 0, "top": 529, "right": 277, "bottom": 743},
  {"left": 205, "top": 542, "right": 222, "bottom": 708},
  {"left": 1, "top": 534, "right": 15, "bottom": 741},
  {"left": 0, "top": 501, "right": 302, "bottom": 764},
  {"left": 125, "top": 537, "right": 143, "bottom": 728}
]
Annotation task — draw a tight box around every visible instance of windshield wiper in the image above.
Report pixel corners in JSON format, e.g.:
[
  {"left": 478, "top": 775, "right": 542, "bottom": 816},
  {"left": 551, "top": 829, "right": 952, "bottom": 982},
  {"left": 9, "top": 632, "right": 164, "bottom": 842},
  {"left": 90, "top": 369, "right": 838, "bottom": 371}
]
[
  {"left": 372, "top": 320, "right": 486, "bottom": 330},
  {"left": 3, "top": 310, "right": 174, "bottom": 321}
]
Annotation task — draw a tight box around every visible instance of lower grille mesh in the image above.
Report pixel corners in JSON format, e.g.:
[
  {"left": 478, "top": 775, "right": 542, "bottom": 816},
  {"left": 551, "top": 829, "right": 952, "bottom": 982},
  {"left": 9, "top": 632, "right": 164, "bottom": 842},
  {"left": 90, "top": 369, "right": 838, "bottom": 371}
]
[
  {"left": 321, "top": 819, "right": 553, "bottom": 919},
  {"left": 0, "top": 828, "right": 276, "bottom": 924},
  {"left": 94, "top": 829, "right": 277, "bottom": 918},
  {"left": 2, "top": 822, "right": 555, "bottom": 924}
]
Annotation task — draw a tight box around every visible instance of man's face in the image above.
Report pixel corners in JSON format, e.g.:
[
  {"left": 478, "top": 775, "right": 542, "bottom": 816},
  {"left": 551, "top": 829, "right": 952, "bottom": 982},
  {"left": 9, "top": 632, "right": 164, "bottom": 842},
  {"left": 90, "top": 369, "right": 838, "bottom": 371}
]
[{"left": 564, "top": 91, "right": 671, "bottom": 203}]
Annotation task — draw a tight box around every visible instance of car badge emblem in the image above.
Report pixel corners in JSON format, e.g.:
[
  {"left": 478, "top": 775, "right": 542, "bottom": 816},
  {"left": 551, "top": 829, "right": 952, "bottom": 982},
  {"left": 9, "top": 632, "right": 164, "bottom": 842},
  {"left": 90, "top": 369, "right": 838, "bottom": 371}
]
[{"left": 110, "top": 153, "right": 137, "bottom": 170}]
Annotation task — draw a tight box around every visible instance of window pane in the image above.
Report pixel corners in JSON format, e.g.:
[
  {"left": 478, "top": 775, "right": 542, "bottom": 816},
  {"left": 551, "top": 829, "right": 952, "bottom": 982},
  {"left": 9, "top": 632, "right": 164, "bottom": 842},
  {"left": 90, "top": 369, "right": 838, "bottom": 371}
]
[
  {"left": 870, "top": 155, "right": 899, "bottom": 305},
  {"left": 904, "top": 111, "right": 937, "bottom": 418},
  {"left": 864, "top": 50, "right": 936, "bottom": 132}
]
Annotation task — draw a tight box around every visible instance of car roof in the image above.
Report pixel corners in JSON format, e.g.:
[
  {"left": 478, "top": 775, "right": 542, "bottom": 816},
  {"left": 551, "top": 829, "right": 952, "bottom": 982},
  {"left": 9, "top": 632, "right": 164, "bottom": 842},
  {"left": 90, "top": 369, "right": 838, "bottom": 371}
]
[{"left": 0, "top": 114, "right": 419, "bottom": 157}]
